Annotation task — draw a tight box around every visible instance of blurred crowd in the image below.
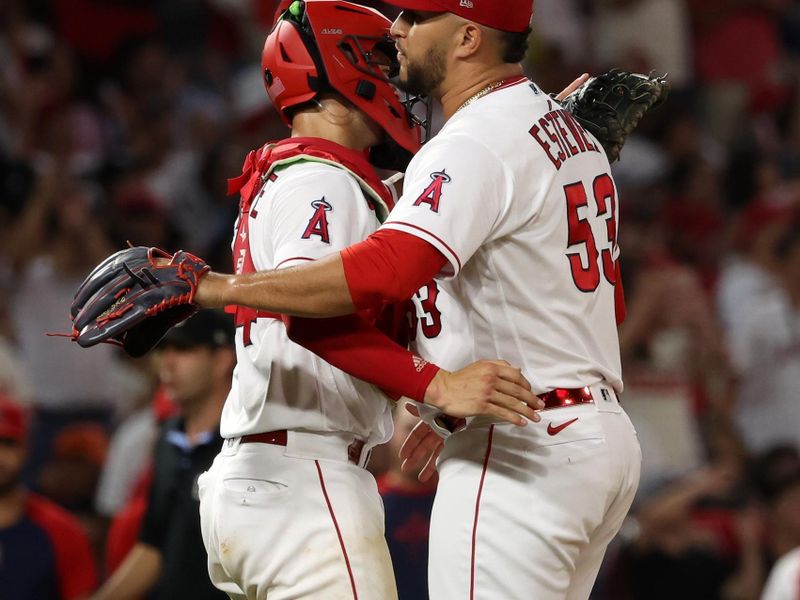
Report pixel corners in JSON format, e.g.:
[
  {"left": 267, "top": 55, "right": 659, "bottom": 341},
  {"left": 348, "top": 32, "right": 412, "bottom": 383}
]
[{"left": 1, "top": 0, "right": 800, "bottom": 598}]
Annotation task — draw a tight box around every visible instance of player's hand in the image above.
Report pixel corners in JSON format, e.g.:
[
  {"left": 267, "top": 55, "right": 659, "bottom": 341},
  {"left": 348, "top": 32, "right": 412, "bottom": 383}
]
[
  {"left": 400, "top": 419, "right": 444, "bottom": 482},
  {"left": 423, "top": 360, "right": 543, "bottom": 426},
  {"left": 555, "top": 73, "right": 590, "bottom": 102}
]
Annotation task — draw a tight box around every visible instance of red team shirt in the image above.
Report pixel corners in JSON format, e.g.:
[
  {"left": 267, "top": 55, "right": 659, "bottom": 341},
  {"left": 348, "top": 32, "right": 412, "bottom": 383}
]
[{"left": 0, "top": 493, "right": 98, "bottom": 600}]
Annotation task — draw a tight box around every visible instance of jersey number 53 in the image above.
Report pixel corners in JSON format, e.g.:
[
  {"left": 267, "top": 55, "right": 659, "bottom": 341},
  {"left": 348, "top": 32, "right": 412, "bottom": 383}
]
[{"left": 564, "top": 174, "right": 618, "bottom": 292}]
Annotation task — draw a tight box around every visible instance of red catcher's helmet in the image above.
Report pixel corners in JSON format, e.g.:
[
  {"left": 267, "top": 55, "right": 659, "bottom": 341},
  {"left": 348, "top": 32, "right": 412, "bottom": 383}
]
[{"left": 261, "top": 0, "right": 421, "bottom": 155}]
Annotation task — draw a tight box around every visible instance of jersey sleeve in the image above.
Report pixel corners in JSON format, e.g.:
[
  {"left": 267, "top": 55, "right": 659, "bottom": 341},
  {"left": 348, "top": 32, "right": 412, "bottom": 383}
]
[
  {"left": 381, "top": 135, "right": 509, "bottom": 278},
  {"left": 257, "top": 164, "right": 379, "bottom": 270}
]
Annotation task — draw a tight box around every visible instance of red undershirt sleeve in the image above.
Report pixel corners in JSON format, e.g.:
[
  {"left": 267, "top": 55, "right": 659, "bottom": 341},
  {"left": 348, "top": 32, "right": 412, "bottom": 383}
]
[
  {"left": 341, "top": 229, "right": 448, "bottom": 311},
  {"left": 283, "top": 312, "right": 439, "bottom": 403},
  {"left": 284, "top": 230, "right": 447, "bottom": 402},
  {"left": 615, "top": 260, "right": 627, "bottom": 325}
]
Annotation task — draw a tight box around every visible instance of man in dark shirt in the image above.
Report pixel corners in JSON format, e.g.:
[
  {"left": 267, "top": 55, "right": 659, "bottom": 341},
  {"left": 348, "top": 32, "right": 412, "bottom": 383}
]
[
  {"left": 0, "top": 393, "right": 98, "bottom": 600},
  {"left": 91, "top": 310, "right": 235, "bottom": 600}
]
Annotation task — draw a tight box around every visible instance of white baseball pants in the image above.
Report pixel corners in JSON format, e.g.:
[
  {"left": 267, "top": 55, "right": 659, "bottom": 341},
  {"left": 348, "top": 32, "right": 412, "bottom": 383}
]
[
  {"left": 198, "top": 432, "right": 397, "bottom": 600},
  {"left": 429, "top": 384, "right": 641, "bottom": 600}
]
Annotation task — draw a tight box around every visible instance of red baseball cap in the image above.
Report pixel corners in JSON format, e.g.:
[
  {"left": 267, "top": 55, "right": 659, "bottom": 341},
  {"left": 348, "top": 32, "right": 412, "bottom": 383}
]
[
  {"left": 384, "top": 0, "right": 533, "bottom": 33},
  {"left": 0, "top": 395, "right": 27, "bottom": 443}
]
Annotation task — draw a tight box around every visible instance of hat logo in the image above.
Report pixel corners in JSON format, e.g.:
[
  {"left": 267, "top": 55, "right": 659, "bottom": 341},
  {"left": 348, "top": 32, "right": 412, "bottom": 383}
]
[
  {"left": 321, "top": 28, "right": 343, "bottom": 35},
  {"left": 460, "top": 0, "right": 474, "bottom": 8}
]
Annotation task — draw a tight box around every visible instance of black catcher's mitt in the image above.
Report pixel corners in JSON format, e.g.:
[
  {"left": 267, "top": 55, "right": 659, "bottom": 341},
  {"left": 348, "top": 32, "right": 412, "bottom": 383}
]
[
  {"left": 70, "top": 246, "right": 210, "bottom": 357},
  {"left": 561, "top": 69, "right": 670, "bottom": 163}
]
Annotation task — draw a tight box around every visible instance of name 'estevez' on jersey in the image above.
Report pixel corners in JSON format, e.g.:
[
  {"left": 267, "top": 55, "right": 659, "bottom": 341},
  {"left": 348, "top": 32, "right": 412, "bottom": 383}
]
[{"left": 386, "top": 78, "right": 624, "bottom": 395}]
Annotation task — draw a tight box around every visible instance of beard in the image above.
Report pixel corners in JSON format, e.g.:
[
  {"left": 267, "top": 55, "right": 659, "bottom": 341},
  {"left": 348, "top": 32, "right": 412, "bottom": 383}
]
[{"left": 397, "top": 43, "right": 447, "bottom": 97}]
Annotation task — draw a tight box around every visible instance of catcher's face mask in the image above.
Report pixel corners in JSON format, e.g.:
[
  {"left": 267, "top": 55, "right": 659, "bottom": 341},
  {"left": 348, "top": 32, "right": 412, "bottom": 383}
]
[{"left": 261, "top": 0, "right": 425, "bottom": 159}]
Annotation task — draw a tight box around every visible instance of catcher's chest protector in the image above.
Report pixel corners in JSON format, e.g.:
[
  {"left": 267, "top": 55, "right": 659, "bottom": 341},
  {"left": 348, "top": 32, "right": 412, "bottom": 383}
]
[{"left": 225, "top": 139, "right": 394, "bottom": 341}]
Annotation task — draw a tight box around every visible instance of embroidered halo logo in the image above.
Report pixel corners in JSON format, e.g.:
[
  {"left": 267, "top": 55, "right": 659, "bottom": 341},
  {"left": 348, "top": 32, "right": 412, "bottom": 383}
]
[
  {"left": 429, "top": 171, "right": 451, "bottom": 184},
  {"left": 310, "top": 199, "right": 332, "bottom": 211},
  {"left": 302, "top": 198, "right": 333, "bottom": 244}
]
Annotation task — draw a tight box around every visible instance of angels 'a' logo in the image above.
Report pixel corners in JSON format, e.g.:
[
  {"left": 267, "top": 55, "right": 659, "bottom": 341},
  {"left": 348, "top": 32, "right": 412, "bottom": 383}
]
[
  {"left": 413, "top": 170, "right": 451, "bottom": 213},
  {"left": 302, "top": 198, "right": 333, "bottom": 243}
]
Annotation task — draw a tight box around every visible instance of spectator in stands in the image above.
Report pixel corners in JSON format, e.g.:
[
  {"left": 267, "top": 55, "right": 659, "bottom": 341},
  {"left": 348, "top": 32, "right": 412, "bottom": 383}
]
[
  {"left": 753, "top": 445, "right": 800, "bottom": 566},
  {"left": 730, "top": 221, "right": 800, "bottom": 452},
  {"left": 0, "top": 393, "right": 98, "bottom": 599},
  {"left": 378, "top": 406, "right": 437, "bottom": 600},
  {"left": 94, "top": 387, "right": 158, "bottom": 520},
  {"left": 755, "top": 445, "right": 800, "bottom": 599},
  {"left": 613, "top": 462, "right": 764, "bottom": 600},
  {"left": 3, "top": 165, "right": 125, "bottom": 484},
  {"left": 688, "top": 0, "right": 790, "bottom": 142},
  {"left": 594, "top": 0, "right": 692, "bottom": 87},
  {"left": 717, "top": 188, "right": 797, "bottom": 349},
  {"left": 91, "top": 310, "right": 234, "bottom": 600},
  {"left": 618, "top": 206, "right": 733, "bottom": 411},
  {"left": 37, "top": 423, "right": 110, "bottom": 558}
]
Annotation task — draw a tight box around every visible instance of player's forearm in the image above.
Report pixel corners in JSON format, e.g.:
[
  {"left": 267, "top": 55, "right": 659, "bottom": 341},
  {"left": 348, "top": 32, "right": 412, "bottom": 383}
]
[
  {"left": 90, "top": 543, "right": 162, "bottom": 600},
  {"left": 195, "top": 230, "right": 446, "bottom": 318},
  {"left": 196, "top": 253, "right": 356, "bottom": 318}
]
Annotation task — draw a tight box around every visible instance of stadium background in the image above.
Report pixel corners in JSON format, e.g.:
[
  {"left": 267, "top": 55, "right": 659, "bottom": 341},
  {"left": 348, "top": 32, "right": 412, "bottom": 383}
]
[{"left": 1, "top": 0, "right": 799, "bottom": 598}]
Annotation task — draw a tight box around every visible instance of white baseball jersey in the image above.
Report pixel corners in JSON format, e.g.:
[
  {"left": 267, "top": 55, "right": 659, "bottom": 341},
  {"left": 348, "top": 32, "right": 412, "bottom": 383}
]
[
  {"left": 387, "top": 78, "right": 639, "bottom": 600},
  {"left": 407, "top": 279, "right": 468, "bottom": 372},
  {"left": 762, "top": 547, "right": 800, "bottom": 600},
  {"left": 220, "top": 160, "right": 392, "bottom": 445},
  {"left": 386, "top": 78, "right": 623, "bottom": 394}
]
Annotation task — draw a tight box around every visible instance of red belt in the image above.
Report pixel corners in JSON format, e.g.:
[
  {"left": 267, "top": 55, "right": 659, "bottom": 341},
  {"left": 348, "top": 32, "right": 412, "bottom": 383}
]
[
  {"left": 239, "top": 430, "right": 366, "bottom": 465},
  {"left": 538, "top": 386, "right": 602, "bottom": 410}
]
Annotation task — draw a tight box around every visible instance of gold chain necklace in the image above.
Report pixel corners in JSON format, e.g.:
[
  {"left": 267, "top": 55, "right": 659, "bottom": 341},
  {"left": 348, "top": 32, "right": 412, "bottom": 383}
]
[{"left": 456, "top": 80, "right": 505, "bottom": 114}]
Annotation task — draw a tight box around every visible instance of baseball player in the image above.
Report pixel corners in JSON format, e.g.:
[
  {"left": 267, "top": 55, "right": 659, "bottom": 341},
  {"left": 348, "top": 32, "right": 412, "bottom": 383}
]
[
  {"left": 196, "top": 3, "right": 542, "bottom": 599},
  {"left": 190, "top": 1, "right": 642, "bottom": 598}
]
